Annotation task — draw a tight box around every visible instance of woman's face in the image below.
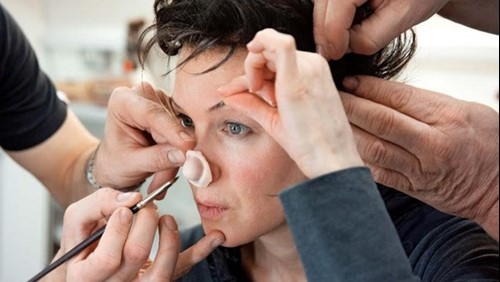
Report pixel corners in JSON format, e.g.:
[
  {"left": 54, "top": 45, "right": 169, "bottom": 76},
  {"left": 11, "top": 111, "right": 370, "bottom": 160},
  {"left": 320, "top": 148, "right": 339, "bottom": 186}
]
[{"left": 171, "top": 48, "right": 307, "bottom": 247}]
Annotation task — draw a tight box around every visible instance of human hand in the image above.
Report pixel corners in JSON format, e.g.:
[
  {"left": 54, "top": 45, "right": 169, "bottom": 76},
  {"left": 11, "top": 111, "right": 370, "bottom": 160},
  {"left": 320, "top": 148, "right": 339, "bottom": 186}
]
[
  {"left": 341, "top": 75, "right": 499, "bottom": 241},
  {"left": 44, "top": 188, "right": 225, "bottom": 281},
  {"left": 94, "top": 82, "right": 195, "bottom": 192},
  {"left": 313, "top": 0, "right": 449, "bottom": 60},
  {"left": 219, "top": 29, "right": 363, "bottom": 179}
]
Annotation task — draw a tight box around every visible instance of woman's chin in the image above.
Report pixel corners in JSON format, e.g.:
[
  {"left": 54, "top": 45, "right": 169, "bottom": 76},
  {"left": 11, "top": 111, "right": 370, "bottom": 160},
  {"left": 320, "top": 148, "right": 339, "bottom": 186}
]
[{"left": 201, "top": 224, "right": 251, "bottom": 248}]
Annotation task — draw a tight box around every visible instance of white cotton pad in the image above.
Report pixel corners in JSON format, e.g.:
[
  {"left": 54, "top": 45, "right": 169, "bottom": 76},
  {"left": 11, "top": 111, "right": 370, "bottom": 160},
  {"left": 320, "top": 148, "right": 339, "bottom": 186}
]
[{"left": 182, "top": 150, "right": 213, "bottom": 188}]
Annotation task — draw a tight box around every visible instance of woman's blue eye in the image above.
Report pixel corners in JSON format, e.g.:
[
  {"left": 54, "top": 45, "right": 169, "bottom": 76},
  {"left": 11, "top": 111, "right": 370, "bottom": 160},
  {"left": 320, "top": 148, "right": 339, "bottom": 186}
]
[
  {"left": 225, "top": 122, "right": 250, "bottom": 136},
  {"left": 177, "top": 114, "right": 194, "bottom": 128}
]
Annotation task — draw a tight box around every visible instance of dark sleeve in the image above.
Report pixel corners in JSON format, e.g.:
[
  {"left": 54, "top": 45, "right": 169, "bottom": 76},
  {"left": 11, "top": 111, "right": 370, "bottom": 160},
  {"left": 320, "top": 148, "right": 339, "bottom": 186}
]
[
  {"left": 380, "top": 185, "right": 499, "bottom": 280},
  {"left": 280, "top": 167, "right": 419, "bottom": 282},
  {"left": 0, "top": 4, "right": 67, "bottom": 151},
  {"left": 409, "top": 214, "right": 499, "bottom": 280}
]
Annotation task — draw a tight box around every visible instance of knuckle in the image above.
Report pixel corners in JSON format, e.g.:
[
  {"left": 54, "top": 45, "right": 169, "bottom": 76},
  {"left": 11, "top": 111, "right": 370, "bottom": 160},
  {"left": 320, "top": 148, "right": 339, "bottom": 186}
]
[
  {"left": 368, "top": 166, "right": 384, "bottom": 183},
  {"left": 63, "top": 203, "right": 79, "bottom": 221},
  {"left": 152, "top": 149, "right": 173, "bottom": 169},
  {"left": 95, "top": 187, "right": 117, "bottom": 202},
  {"left": 355, "top": 34, "right": 382, "bottom": 55},
  {"left": 92, "top": 254, "right": 121, "bottom": 274},
  {"left": 308, "top": 54, "right": 329, "bottom": 75},
  {"left": 124, "top": 243, "right": 151, "bottom": 264},
  {"left": 364, "top": 139, "right": 388, "bottom": 165},
  {"left": 280, "top": 35, "right": 296, "bottom": 50},
  {"left": 370, "top": 109, "right": 395, "bottom": 137},
  {"left": 390, "top": 84, "right": 415, "bottom": 109}
]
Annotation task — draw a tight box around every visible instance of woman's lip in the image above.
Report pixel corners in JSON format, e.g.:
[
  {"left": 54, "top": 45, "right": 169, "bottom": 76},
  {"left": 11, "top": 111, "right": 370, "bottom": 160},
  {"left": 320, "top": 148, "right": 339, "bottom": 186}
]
[{"left": 196, "top": 201, "right": 228, "bottom": 219}]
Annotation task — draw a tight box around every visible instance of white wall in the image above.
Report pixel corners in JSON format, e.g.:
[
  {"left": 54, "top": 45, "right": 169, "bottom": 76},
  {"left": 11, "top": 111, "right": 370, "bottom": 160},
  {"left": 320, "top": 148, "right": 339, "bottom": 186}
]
[{"left": 403, "top": 16, "right": 499, "bottom": 111}]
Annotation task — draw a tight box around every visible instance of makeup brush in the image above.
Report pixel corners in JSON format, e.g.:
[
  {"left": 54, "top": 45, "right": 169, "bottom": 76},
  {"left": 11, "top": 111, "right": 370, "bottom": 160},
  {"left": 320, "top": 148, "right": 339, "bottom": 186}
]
[{"left": 28, "top": 176, "right": 179, "bottom": 282}]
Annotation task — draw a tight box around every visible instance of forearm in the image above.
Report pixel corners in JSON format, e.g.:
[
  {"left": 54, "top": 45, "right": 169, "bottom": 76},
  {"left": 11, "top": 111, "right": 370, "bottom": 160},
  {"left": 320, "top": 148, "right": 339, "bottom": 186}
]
[
  {"left": 481, "top": 201, "right": 499, "bottom": 242},
  {"left": 280, "top": 168, "right": 419, "bottom": 281},
  {"left": 8, "top": 110, "right": 99, "bottom": 207},
  {"left": 439, "top": 0, "right": 499, "bottom": 34}
]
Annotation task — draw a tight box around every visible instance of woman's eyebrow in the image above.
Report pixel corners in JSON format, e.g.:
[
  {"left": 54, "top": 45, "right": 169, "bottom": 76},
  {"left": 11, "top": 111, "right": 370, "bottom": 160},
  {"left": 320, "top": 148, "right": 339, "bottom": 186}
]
[
  {"left": 171, "top": 98, "right": 226, "bottom": 113},
  {"left": 208, "top": 101, "right": 225, "bottom": 112}
]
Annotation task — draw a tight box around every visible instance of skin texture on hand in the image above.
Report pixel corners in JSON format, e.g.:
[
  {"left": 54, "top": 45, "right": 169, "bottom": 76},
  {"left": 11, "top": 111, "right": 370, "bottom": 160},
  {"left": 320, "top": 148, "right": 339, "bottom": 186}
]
[
  {"left": 313, "top": 0, "right": 450, "bottom": 59},
  {"left": 94, "top": 82, "right": 195, "bottom": 192},
  {"left": 220, "top": 29, "right": 364, "bottom": 179},
  {"left": 43, "top": 188, "right": 225, "bottom": 281},
  {"left": 341, "top": 75, "right": 499, "bottom": 241}
]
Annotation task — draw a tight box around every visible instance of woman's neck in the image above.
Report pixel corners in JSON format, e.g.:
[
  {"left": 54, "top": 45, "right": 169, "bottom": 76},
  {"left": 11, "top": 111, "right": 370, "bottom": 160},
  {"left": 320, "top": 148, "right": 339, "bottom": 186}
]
[{"left": 240, "top": 227, "right": 307, "bottom": 282}]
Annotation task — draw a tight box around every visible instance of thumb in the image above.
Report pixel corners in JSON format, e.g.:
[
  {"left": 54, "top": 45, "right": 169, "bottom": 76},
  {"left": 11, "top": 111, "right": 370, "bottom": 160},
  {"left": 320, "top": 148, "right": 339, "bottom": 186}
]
[{"left": 349, "top": 3, "right": 413, "bottom": 55}]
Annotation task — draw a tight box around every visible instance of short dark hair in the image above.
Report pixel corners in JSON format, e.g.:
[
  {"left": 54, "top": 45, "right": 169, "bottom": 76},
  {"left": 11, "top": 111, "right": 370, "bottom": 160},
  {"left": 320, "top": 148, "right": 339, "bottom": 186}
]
[{"left": 139, "top": 0, "right": 416, "bottom": 87}]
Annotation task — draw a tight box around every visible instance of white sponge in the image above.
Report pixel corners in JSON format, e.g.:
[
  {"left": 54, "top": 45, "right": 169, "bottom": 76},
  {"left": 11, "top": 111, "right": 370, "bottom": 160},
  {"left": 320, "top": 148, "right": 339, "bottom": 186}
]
[{"left": 182, "top": 150, "right": 213, "bottom": 188}]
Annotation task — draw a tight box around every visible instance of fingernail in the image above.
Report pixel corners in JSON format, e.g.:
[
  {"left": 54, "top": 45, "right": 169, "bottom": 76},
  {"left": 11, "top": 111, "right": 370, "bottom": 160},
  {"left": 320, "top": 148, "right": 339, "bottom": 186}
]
[
  {"left": 168, "top": 149, "right": 186, "bottom": 165},
  {"left": 246, "top": 40, "right": 256, "bottom": 50},
  {"left": 180, "top": 131, "right": 195, "bottom": 142},
  {"left": 119, "top": 208, "right": 132, "bottom": 223},
  {"left": 117, "top": 192, "right": 137, "bottom": 202},
  {"left": 164, "top": 216, "right": 178, "bottom": 231},
  {"left": 343, "top": 76, "right": 359, "bottom": 91},
  {"left": 211, "top": 236, "right": 225, "bottom": 248}
]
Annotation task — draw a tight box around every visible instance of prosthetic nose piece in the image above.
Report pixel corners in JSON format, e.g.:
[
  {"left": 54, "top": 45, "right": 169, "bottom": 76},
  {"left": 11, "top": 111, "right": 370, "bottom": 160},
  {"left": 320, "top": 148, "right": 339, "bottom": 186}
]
[{"left": 182, "top": 150, "right": 212, "bottom": 188}]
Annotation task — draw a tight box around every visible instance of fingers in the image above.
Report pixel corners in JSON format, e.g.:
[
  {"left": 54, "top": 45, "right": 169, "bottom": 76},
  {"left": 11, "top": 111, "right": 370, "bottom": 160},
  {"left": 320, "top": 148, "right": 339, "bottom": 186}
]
[
  {"left": 62, "top": 189, "right": 142, "bottom": 247},
  {"left": 72, "top": 208, "right": 134, "bottom": 281},
  {"left": 107, "top": 84, "right": 194, "bottom": 149},
  {"left": 223, "top": 92, "right": 278, "bottom": 135},
  {"left": 319, "top": 0, "right": 367, "bottom": 59},
  {"left": 313, "top": 0, "right": 330, "bottom": 55},
  {"left": 351, "top": 125, "right": 421, "bottom": 181},
  {"left": 348, "top": 0, "right": 410, "bottom": 55},
  {"left": 340, "top": 90, "right": 431, "bottom": 155},
  {"left": 364, "top": 162, "right": 413, "bottom": 192},
  {"left": 142, "top": 215, "right": 180, "bottom": 281},
  {"left": 343, "top": 76, "right": 457, "bottom": 123},
  {"left": 113, "top": 203, "right": 160, "bottom": 280},
  {"left": 130, "top": 143, "right": 186, "bottom": 172},
  {"left": 247, "top": 29, "right": 300, "bottom": 86},
  {"left": 174, "top": 230, "right": 226, "bottom": 278}
]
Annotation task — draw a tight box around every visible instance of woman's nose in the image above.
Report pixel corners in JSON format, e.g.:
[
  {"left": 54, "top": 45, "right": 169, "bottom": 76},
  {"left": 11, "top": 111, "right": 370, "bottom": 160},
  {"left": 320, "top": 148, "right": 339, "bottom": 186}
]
[{"left": 182, "top": 150, "right": 212, "bottom": 188}]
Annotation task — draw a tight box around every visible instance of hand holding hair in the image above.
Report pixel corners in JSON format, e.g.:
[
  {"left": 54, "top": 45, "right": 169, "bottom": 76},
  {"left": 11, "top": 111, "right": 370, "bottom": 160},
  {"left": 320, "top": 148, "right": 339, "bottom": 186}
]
[{"left": 312, "top": 0, "right": 454, "bottom": 60}]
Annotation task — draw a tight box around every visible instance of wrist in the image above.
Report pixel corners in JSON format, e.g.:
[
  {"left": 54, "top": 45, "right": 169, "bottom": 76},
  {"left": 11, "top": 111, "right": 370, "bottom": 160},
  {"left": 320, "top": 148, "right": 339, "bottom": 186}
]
[
  {"left": 474, "top": 175, "right": 499, "bottom": 242},
  {"left": 85, "top": 144, "right": 143, "bottom": 191},
  {"left": 477, "top": 200, "right": 499, "bottom": 242},
  {"left": 85, "top": 143, "right": 102, "bottom": 189}
]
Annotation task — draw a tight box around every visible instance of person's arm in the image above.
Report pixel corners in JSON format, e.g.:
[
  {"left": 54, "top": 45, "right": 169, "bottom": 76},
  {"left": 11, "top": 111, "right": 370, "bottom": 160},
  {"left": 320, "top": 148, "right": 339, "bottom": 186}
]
[
  {"left": 340, "top": 75, "right": 499, "bottom": 242},
  {"left": 281, "top": 168, "right": 419, "bottom": 281},
  {"left": 1, "top": 4, "right": 194, "bottom": 207},
  {"left": 439, "top": 0, "right": 499, "bottom": 34},
  {"left": 6, "top": 110, "right": 99, "bottom": 207},
  {"left": 282, "top": 169, "right": 499, "bottom": 281}
]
